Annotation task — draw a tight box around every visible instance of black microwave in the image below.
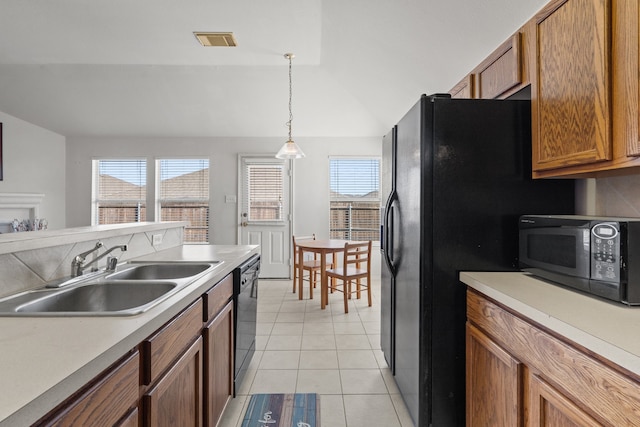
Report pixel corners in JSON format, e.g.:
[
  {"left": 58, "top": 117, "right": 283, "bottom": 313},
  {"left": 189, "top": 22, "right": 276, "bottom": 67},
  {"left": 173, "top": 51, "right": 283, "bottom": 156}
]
[{"left": 519, "top": 215, "right": 640, "bottom": 305}]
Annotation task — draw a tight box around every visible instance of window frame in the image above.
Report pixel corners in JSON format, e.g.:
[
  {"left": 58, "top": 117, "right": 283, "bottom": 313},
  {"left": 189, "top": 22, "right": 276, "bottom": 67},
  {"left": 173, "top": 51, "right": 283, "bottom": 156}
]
[
  {"left": 155, "top": 158, "right": 211, "bottom": 244},
  {"left": 328, "top": 156, "right": 381, "bottom": 242},
  {"left": 91, "top": 158, "right": 147, "bottom": 226}
]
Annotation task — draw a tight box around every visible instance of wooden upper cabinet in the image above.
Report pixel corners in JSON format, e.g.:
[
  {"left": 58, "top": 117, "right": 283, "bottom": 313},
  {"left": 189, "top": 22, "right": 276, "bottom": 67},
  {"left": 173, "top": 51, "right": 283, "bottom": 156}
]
[
  {"left": 532, "top": 0, "right": 612, "bottom": 172},
  {"left": 475, "top": 33, "right": 522, "bottom": 99},
  {"left": 449, "top": 74, "right": 475, "bottom": 99}
]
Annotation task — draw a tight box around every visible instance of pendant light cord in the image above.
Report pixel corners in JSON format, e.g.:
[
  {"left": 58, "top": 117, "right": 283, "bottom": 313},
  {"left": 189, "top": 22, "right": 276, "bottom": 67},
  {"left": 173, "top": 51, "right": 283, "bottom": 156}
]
[{"left": 287, "top": 53, "right": 293, "bottom": 141}]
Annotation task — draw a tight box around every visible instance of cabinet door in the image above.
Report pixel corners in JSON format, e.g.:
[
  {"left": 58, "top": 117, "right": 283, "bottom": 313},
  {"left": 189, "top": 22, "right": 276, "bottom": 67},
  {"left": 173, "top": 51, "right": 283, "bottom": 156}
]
[
  {"left": 532, "top": 0, "right": 611, "bottom": 171},
  {"left": 204, "top": 301, "right": 234, "bottom": 427},
  {"left": 143, "top": 337, "right": 203, "bottom": 427},
  {"left": 466, "top": 323, "right": 522, "bottom": 427},
  {"left": 117, "top": 409, "right": 139, "bottom": 427},
  {"left": 450, "top": 74, "right": 475, "bottom": 99},
  {"left": 475, "top": 33, "right": 522, "bottom": 99},
  {"left": 528, "top": 374, "right": 602, "bottom": 426}
]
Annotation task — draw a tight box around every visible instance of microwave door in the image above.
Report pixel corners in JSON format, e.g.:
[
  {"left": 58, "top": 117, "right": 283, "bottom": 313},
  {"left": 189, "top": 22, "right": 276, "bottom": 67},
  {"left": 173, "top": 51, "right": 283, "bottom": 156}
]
[{"left": 519, "top": 227, "right": 591, "bottom": 291}]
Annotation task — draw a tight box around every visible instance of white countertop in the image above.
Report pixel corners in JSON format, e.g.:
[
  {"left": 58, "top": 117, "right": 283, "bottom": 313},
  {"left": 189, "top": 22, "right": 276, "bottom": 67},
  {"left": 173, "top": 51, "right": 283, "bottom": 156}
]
[
  {"left": 460, "top": 271, "right": 640, "bottom": 377},
  {"left": 0, "top": 244, "right": 258, "bottom": 427}
]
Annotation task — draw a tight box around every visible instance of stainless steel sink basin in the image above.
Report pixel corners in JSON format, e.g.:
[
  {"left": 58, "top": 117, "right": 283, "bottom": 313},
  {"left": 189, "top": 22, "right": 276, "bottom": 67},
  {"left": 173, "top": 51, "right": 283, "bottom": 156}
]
[
  {"left": 16, "top": 281, "right": 177, "bottom": 314},
  {"left": 0, "top": 260, "right": 224, "bottom": 316},
  {"left": 107, "top": 262, "right": 215, "bottom": 280}
]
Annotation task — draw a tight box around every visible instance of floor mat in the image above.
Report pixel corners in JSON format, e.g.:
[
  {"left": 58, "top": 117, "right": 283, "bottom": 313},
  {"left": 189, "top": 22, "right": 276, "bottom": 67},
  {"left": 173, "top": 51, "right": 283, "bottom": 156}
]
[{"left": 241, "top": 393, "right": 320, "bottom": 427}]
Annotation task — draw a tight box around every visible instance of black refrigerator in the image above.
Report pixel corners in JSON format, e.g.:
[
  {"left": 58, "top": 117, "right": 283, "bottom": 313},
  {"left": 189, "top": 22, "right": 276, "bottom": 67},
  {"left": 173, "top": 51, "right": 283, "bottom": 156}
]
[{"left": 380, "top": 94, "right": 575, "bottom": 427}]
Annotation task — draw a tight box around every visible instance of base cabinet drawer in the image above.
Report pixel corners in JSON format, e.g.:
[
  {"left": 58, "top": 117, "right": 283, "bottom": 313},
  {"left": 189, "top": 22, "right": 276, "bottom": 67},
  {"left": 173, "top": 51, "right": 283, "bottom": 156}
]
[{"left": 35, "top": 351, "right": 139, "bottom": 427}]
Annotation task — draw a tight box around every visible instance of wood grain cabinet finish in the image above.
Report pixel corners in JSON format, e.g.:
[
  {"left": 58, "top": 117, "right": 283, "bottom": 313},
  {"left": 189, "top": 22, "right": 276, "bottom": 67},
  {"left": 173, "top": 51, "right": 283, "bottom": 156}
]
[
  {"left": 203, "top": 273, "right": 233, "bottom": 322},
  {"left": 202, "top": 273, "right": 234, "bottom": 427},
  {"left": 528, "top": 374, "right": 602, "bottom": 426},
  {"left": 203, "top": 301, "right": 234, "bottom": 427},
  {"left": 474, "top": 33, "right": 522, "bottom": 99},
  {"left": 467, "top": 289, "right": 640, "bottom": 426},
  {"left": 466, "top": 323, "right": 521, "bottom": 427},
  {"left": 532, "top": 0, "right": 612, "bottom": 173},
  {"left": 35, "top": 351, "right": 140, "bottom": 427},
  {"left": 143, "top": 337, "right": 203, "bottom": 427},
  {"left": 142, "top": 299, "right": 203, "bottom": 385},
  {"left": 449, "top": 74, "right": 475, "bottom": 99}
]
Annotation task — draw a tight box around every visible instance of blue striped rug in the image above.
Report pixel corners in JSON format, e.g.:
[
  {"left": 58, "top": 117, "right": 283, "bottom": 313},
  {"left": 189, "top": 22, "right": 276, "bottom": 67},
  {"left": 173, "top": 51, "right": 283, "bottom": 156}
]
[{"left": 241, "top": 393, "right": 320, "bottom": 427}]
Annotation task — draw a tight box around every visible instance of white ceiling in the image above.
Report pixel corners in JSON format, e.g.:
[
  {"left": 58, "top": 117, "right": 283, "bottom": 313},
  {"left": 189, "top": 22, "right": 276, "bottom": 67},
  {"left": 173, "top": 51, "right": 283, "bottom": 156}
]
[{"left": 0, "top": 0, "right": 548, "bottom": 139}]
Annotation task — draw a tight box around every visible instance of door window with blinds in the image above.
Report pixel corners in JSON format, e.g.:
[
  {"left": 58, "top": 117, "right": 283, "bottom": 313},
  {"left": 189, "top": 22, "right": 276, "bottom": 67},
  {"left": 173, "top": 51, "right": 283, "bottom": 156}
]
[
  {"left": 329, "top": 157, "right": 380, "bottom": 241},
  {"left": 157, "top": 159, "right": 210, "bottom": 243},
  {"left": 244, "top": 161, "right": 285, "bottom": 222},
  {"left": 92, "top": 159, "right": 147, "bottom": 225}
]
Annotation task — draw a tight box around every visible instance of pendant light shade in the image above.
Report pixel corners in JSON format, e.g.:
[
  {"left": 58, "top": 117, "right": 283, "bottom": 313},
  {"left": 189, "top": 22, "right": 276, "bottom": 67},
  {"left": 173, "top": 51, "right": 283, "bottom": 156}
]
[
  {"left": 276, "top": 53, "right": 305, "bottom": 159},
  {"left": 276, "top": 139, "right": 305, "bottom": 159}
]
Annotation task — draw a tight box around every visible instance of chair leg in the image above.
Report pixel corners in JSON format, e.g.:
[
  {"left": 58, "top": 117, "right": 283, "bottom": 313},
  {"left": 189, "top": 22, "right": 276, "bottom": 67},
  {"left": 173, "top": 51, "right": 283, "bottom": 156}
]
[
  {"left": 292, "top": 264, "right": 297, "bottom": 293},
  {"left": 343, "top": 280, "right": 349, "bottom": 313},
  {"left": 367, "top": 278, "right": 372, "bottom": 307},
  {"left": 356, "top": 278, "right": 361, "bottom": 299},
  {"left": 309, "top": 270, "right": 314, "bottom": 299}
]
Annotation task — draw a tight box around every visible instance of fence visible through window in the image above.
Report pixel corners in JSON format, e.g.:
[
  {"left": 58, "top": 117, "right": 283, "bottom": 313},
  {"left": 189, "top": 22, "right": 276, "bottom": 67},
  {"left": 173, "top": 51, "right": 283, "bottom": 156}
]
[
  {"left": 329, "top": 157, "right": 380, "bottom": 241},
  {"left": 158, "top": 159, "right": 210, "bottom": 243}
]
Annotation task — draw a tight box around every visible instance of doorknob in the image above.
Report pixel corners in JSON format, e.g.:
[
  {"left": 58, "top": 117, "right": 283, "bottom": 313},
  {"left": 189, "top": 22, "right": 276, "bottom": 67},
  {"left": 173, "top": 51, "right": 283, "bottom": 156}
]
[{"left": 241, "top": 221, "right": 248, "bottom": 227}]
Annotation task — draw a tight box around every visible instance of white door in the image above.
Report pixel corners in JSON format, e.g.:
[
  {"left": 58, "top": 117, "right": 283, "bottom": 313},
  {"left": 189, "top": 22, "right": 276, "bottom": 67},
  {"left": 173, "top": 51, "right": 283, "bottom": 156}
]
[{"left": 238, "top": 155, "right": 291, "bottom": 278}]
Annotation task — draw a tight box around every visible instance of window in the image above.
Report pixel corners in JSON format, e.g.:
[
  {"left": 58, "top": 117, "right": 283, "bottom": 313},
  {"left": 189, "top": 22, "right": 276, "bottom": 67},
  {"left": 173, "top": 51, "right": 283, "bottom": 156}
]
[
  {"left": 245, "top": 163, "right": 284, "bottom": 221},
  {"left": 92, "top": 159, "right": 146, "bottom": 225},
  {"left": 157, "top": 159, "right": 210, "bottom": 243},
  {"left": 329, "top": 157, "right": 380, "bottom": 241}
]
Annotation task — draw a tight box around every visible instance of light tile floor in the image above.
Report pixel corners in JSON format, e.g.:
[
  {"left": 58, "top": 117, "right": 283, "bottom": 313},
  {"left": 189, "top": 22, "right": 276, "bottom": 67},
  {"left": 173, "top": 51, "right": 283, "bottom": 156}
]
[{"left": 217, "top": 277, "right": 414, "bottom": 427}]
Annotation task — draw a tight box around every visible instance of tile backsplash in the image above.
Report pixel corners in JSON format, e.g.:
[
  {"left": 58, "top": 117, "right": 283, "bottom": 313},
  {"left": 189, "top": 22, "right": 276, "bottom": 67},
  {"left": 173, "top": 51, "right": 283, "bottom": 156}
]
[
  {"left": 0, "top": 225, "right": 184, "bottom": 298},
  {"left": 596, "top": 175, "right": 640, "bottom": 217}
]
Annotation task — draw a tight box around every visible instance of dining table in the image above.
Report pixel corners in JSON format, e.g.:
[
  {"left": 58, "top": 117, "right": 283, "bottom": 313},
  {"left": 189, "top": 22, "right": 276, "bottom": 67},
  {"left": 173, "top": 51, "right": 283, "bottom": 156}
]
[{"left": 295, "top": 239, "right": 350, "bottom": 309}]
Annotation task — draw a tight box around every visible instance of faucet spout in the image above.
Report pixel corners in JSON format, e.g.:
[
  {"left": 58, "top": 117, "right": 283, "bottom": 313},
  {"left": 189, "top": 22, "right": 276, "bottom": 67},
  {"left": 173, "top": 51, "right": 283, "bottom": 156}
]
[{"left": 71, "top": 242, "right": 128, "bottom": 277}]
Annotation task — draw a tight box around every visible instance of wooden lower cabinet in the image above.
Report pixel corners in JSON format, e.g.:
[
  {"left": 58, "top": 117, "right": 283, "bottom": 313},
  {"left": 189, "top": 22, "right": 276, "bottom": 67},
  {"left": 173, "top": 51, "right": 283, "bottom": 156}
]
[
  {"left": 204, "top": 301, "right": 234, "bottom": 427},
  {"left": 466, "top": 289, "right": 640, "bottom": 426},
  {"left": 466, "top": 324, "right": 521, "bottom": 427},
  {"left": 529, "top": 374, "right": 601, "bottom": 426},
  {"left": 118, "top": 409, "right": 139, "bottom": 427},
  {"left": 35, "top": 351, "right": 140, "bottom": 427},
  {"left": 34, "top": 271, "right": 238, "bottom": 427},
  {"left": 143, "top": 336, "right": 203, "bottom": 427}
]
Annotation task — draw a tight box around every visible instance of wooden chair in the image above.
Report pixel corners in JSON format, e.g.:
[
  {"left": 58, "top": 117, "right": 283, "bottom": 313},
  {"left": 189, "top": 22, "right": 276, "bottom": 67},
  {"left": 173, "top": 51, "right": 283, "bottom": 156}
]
[
  {"left": 325, "top": 240, "right": 372, "bottom": 313},
  {"left": 292, "top": 234, "right": 332, "bottom": 299}
]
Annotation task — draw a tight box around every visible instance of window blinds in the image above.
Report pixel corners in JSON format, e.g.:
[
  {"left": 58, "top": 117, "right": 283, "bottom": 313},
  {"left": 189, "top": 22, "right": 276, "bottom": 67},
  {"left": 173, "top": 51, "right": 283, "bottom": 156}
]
[
  {"left": 329, "top": 158, "right": 381, "bottom": 241},
  {"left": 329, "top": 158, "right": 380, "bottom": 199},
  {"left": 247, "top": 164, "right": 284, "bottom": 221},
  {"left": 158, "top": 159, "right": 210, "bottom": 243},
  {"left": 94, "top": 159, "right": 147, "bottom": 224}
]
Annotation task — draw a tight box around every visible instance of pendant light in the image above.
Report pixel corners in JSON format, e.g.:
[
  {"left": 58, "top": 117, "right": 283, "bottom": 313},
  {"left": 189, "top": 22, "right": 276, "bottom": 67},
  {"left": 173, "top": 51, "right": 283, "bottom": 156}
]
[{"left": 276, "top": 53, "right": 305, "bottom": 159}]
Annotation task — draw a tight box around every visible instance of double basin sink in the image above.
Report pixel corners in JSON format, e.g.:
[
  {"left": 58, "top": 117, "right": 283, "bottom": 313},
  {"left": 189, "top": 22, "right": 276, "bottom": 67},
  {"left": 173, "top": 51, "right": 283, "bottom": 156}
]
[{"left": 0, "top": 261, "right": 223, "bottom": 316}]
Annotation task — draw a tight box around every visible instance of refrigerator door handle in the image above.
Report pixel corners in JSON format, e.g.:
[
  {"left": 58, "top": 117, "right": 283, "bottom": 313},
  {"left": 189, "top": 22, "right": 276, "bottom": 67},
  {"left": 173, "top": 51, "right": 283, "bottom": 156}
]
[{"left": 384, "top": 190, "right": 398, "bottom": 276}]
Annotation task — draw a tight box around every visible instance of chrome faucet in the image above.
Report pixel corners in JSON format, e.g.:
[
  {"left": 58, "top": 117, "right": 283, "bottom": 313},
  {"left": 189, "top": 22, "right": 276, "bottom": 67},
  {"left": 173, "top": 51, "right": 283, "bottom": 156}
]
[{"left": 71, "top": 241, "right": 128, "bottom": 277}]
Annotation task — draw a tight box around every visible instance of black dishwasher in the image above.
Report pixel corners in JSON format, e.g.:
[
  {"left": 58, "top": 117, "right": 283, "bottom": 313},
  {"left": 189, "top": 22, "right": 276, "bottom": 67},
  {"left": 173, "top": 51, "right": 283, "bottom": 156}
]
[{"left": 233, "top": 254, "right": 259, "bottom": 394}]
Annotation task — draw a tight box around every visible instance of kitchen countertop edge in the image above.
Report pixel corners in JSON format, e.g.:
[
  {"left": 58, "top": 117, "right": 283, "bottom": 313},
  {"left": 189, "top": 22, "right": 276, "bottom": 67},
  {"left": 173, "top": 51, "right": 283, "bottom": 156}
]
[
  {"left": 460, "top": 271, "right": 640, "bottom": 378},
  {"left": 0, "top": 244, "right": 259, "bottom": 427}
]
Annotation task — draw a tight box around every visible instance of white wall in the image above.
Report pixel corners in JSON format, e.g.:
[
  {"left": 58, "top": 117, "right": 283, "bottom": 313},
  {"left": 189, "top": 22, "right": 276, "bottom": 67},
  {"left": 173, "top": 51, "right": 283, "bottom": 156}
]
[
  {"left": 65, "top": 136, "right": 381, "bottom": 244},
  {"left": 0, "top": 112, "right": 66, "bottom": 229}
]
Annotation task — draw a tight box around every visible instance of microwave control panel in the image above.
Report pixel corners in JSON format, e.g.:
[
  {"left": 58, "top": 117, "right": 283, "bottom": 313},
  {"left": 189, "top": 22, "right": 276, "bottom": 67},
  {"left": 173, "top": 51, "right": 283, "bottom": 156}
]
[{"left": 591, "top": 223, "right": 620, "bottom": 283}]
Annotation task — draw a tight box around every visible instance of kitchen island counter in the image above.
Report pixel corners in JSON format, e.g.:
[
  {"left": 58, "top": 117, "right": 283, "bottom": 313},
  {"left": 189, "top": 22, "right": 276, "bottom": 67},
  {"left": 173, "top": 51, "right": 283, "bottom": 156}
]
[
  {"left": 460, "top": 271, "right": 640, "bottom": 377},
  {"left": 0, "top": 244, "right": 258, "bottom": 427}
]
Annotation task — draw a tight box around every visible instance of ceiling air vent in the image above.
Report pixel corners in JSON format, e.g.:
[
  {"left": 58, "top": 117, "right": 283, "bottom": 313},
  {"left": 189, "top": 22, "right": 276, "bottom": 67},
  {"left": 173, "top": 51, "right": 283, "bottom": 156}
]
[{"left": 194, "top": 32, "right": 237, "bottom": 47}]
